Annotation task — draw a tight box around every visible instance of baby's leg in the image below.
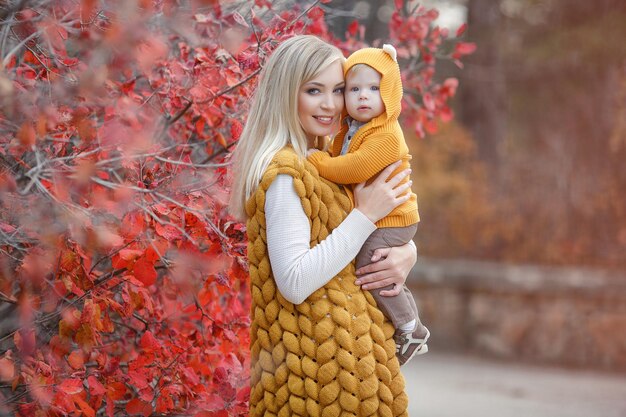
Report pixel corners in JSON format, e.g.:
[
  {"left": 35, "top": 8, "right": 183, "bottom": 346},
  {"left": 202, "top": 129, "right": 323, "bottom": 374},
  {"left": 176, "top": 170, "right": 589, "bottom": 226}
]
[{"left": 355, "top": 224, "right": 419, "bottom": 329}]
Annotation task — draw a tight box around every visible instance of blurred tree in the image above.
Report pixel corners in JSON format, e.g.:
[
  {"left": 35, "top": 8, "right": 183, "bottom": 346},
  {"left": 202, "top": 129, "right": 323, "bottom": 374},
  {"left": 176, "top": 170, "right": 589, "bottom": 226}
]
[{"left": 458, "top": 0, "right": 506, "bottom": 171}]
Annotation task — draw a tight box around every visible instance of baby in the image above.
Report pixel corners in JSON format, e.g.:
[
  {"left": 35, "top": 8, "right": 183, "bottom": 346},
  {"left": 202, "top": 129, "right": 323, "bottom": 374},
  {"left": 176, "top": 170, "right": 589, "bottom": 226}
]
[{"left": 308, "top": 44, "right": 430, "bottom": 366}]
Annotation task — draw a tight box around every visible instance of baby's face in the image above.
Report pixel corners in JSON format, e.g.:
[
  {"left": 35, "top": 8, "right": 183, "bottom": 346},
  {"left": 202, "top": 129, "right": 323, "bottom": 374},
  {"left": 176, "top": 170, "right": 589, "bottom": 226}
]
[{"left": 344, "top": 65, "right": 385, "bottom": 123}]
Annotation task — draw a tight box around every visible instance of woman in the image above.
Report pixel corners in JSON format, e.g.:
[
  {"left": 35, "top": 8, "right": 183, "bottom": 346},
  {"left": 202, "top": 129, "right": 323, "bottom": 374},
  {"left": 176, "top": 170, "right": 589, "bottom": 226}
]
[{"left": 230, "top": 35, "right": 414, "bottom": 417}]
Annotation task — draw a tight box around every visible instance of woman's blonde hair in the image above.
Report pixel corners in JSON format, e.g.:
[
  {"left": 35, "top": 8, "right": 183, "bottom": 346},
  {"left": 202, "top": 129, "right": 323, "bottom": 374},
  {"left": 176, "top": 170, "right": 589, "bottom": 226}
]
[{"left": 229, "top": 35, "right": 344, "bottom": 219}]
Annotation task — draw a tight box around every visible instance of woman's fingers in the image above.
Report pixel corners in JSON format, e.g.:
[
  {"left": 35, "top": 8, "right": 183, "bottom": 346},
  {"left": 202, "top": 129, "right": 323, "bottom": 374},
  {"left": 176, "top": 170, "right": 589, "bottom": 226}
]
[
  {"left": 356, "top": 276, "right": 396, "bottom": 290},
  {"left": 385, "top": 167, "right": 411, "bottom": 189},
  {"left": 373, "top": 160, "right": 402, "bottom": 184},
  {"left": 368, "top": 247, "right": 391, "bottom": 263},
  {"left": 393, "top": 180, "right": 412, "bottom": 194},
  {"left": 355, "top": 257, "right": 388, "bottom": 277},
  {"left": 378, "top": 284, "right": 402, "bottom": 297}
]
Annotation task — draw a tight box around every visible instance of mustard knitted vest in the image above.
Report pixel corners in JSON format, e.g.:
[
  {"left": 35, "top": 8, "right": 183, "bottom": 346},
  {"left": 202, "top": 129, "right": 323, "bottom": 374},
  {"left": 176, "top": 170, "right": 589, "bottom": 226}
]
[{"left": 245, "top": 148, "right": 408, "bottom": 417}]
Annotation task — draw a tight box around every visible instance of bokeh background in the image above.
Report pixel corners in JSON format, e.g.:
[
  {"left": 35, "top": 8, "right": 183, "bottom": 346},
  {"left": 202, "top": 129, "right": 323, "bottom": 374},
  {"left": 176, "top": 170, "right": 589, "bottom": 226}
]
[{"left": 328, "top": 0, "right": 626, "bottom": 268}]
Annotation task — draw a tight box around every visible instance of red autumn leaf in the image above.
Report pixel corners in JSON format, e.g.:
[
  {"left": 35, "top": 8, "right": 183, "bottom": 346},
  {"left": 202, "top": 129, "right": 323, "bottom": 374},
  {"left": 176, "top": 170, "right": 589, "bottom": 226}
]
[
  {"left": 127, "top": 370, "right": 150, "bottom": 390},
  {"left": 106, "top": 381, "right": 127, "bottom": 401},
  {"left": 139, "top": 331, "right": 160, "bottom": 351},
  {"left": 121, "top": 211, "right": 145, "bottom": 239},
  {"left": 121, "top": 79, "right": 136, "bottom": 94},
  {"left": 126, "top": 398, "right": 153, "bottom": 417},
  {"left": 230, "top": 120, "right": 243, "bottom": 141},
  {"left": 81, "top": 0, "right": 97, "bottom": 20},
  {"left": 456, "top": 23, "right": 468, "bottom": 37},
  {"left": 422, "top": 92, "right": 435, "bottom": 111},
  {"left": 133, "top": 256, "right": 157, "bottom": 286},
  {"left": 455, "top": 42, "right": 477, "bottom": 55},
  {"left": 182, "top": 366, "right": 200, "bottom": 385},
  {"left": 156, "top": 394, "right": 174, "bottom": 413},
  {"left": 440, "top": 105, "right": 454, "bottom": 122},
  {"left": 58, "top": 378, "right": 84, "bottom": 395},
  {"left": 347, "top": 20, "right": 359, "bottom": 37},
  {"left": 307, "top": 6, "right": 324, "bottom": 20},
  {"left": 87, "top": 375, "right": 106, "bottom": 396},
  {"left": 196, "top": 117, "right": 206, "bottom": 135},
  {"left": 201, "top": 394, "right": 226, "bottom": 411},
  {"left": 155, "top": 222, "right": 182, "bottom": 240}
]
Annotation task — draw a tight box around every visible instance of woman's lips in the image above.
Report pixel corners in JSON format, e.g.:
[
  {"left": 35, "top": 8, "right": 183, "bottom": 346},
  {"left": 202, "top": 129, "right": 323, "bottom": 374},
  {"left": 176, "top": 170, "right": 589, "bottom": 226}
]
[{"left": 314, "top": 116, "right": 334, "bottom": 125}]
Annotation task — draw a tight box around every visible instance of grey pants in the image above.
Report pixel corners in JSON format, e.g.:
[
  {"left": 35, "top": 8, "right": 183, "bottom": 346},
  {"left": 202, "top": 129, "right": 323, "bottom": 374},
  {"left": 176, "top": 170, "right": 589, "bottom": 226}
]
[{"left": 356, "top": 224, "right": 420, "bottom": 328}]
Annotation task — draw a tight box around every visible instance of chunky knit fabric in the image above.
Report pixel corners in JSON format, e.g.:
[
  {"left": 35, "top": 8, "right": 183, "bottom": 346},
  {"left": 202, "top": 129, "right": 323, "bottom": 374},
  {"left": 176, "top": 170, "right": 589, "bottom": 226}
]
[
  {"left": 307, "top": 46, "right": 419, "bottom": 229},
  {"left": 245, "top": 147, "right": 409, "bottom": 417}
]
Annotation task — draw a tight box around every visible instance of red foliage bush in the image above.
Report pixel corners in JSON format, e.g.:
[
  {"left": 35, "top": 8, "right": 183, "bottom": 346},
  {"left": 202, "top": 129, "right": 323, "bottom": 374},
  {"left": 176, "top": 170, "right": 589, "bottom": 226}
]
[{"left": 0, "top": 1, "right": 471, "bottom": 415}]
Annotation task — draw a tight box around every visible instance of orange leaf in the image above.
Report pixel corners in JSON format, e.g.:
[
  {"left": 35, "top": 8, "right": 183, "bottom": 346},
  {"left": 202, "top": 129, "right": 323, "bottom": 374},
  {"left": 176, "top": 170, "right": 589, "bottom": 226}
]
[
  {"left": 17, "top": 123, "right": 36, "bottom": 147},
  {"left": 73, "top": 394, "right": 95, "bottom": 417},
  {"left": 75, "top": 323, "right": 95, "bottom": 349},
  {"left": 0, "top": 357, "right": 15, "bottom": 382},
  {"left": 216, "top": 132, "right": 227, "bottom": 148},
  {"left": 67, "top": 350, "right": 85, "bottom": 370}
]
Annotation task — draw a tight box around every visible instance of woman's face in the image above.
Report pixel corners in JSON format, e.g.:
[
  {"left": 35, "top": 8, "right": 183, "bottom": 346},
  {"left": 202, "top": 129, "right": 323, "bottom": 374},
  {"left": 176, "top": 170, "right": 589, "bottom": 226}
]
[{"left": 297, "top": 60, "right": 345, "bottom": 143}]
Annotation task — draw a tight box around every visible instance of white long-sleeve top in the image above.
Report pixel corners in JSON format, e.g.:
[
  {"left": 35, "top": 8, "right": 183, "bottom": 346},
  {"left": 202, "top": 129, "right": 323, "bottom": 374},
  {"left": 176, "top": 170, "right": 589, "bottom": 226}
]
[{"left": 265, "top": 174, "right": 377, "bottom": 304}]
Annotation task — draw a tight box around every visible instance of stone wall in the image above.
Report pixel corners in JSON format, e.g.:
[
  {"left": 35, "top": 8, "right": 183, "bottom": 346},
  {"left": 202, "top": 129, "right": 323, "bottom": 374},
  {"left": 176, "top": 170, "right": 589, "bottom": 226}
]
[{"left": 406, "top": 258, "right": 626, "bottom": 370}]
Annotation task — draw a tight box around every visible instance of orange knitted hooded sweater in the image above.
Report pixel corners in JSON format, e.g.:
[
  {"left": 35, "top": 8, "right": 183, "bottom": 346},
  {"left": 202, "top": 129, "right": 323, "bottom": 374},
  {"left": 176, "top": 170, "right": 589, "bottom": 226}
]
[{"left": 308, "top": 45, "right": 419, "bottom": 229}]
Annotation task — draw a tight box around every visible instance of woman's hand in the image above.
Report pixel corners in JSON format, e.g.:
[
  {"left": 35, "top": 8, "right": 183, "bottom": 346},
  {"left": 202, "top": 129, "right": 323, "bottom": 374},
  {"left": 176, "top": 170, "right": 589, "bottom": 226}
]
[
  {"left": 354, "top": 242, "right": 417, "bottom": 296},
  {"left": 353, "top": 161, "right": 412, "bottom": 224}
]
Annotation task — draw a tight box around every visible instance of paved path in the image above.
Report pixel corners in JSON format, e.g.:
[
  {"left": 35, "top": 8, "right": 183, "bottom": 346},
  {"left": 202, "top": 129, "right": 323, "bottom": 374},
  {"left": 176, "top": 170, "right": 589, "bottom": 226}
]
[{"left": 403, "top": 352, "right": 626, "bottom": 417}]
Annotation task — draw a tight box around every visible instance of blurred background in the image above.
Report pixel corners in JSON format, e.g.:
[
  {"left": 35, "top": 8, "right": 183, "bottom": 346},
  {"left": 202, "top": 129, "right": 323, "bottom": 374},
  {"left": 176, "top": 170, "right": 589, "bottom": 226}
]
[
  {"left": 328, "top": 0, "right": 626, "bottom": 268},
  {"left": 324, "top": 0, "right": 626, "bottom": 415}
]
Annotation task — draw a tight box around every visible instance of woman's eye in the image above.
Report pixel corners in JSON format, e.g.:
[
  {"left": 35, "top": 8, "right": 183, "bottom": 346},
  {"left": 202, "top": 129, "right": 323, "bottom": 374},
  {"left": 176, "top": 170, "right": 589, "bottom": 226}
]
[{"left": 306, "top": 88, "right": 321, "bottom": 95}]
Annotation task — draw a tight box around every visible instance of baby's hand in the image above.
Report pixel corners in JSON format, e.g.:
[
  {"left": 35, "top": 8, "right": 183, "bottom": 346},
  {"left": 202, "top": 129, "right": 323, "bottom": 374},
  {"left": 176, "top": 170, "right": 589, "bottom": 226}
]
[{"left": 307, "top": 148, "right": 320, "bottom": 157}]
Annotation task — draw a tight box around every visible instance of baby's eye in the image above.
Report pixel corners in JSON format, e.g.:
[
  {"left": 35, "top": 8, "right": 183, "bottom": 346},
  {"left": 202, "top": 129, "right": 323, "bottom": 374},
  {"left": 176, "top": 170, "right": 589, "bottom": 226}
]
[
  {"left": 371, "top": 86, "right": 380, "bottom": 91},
  {"left": 350, "top": 86, "right": 359, "bottom": 92},
  {"left": 306, "top": 88, "right": 321, "bottom": 95},
  {"left": 333, "top": 87, "right": 345, "bottom": 94}
]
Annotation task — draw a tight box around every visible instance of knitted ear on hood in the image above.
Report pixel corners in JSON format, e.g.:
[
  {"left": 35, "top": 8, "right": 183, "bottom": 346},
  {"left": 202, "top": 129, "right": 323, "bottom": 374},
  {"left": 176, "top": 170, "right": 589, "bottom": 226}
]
[{"left": 382, "top": 44, "right": 397, "bottom": 62}]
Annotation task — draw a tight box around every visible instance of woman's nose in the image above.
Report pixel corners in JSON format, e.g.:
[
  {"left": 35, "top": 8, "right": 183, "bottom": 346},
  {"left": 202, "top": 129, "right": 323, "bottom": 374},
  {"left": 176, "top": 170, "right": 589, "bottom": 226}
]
[{"left": 321, "top": 94, "right": 336, "bottom": 110}]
